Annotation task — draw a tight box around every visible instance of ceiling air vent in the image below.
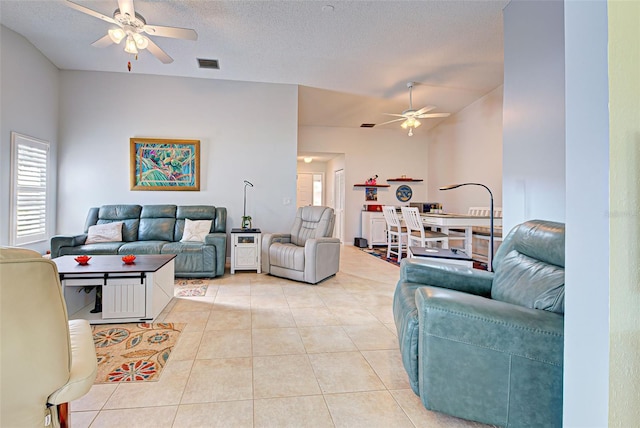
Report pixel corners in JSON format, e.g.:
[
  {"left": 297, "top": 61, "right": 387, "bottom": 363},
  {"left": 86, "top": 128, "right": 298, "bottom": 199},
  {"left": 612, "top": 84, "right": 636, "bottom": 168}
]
[
  {"left": 360, "top": 123, "right": 376, "bottom": 128},
  {"left": 197, "top": 58, "right": 220, "bottom": 69}
]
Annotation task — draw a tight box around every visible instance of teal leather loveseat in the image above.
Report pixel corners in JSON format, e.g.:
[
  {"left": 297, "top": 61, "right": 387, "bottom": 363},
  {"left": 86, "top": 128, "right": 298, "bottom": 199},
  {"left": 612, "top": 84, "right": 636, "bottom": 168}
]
[
  {"left": 51, "top": 204, "right": 227, "bottom": 278},
  {"left": 393, "top": 220, "right": 564, "bottom": 427}
]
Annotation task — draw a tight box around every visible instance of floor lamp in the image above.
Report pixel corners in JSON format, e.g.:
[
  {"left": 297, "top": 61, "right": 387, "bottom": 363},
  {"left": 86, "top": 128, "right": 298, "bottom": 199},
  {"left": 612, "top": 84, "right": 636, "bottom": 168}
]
[
  {"left": 243, "top": 180, "right": 254, "bottom": 229},
  {"left": 439, "top": 183, "right": 494, "bottom": 271}
]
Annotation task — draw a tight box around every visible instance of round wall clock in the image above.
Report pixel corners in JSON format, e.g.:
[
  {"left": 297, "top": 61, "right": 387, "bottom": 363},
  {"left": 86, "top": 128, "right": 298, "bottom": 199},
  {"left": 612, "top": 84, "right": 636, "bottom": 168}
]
[{"left": 396, "top": 185, "right": 413, "bottom": 202}]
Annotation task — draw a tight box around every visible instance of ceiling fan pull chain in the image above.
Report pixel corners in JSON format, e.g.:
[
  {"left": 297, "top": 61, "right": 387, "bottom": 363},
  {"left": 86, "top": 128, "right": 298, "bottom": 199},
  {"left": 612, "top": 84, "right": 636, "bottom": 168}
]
[{"left": 127, "top": 61, "right": 131, "bottom": 72}]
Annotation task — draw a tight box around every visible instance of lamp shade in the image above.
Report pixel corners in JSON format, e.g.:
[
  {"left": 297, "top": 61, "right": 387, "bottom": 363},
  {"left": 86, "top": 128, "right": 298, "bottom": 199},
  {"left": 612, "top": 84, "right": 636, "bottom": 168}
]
[
  {"left": 124, "top": 36, "right": 138, "bottom": 54},
  {"left": 132, "top": 33, "right": 148, "bottom": 50},
  {"left": 108, "top": 28, "right": 126, "bottom": 44}
]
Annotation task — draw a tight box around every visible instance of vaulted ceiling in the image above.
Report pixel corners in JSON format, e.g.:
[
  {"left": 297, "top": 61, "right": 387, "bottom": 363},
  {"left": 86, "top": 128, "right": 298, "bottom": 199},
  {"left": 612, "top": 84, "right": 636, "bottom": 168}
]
[{"left": 0, "top": 0, "right": 508, "bottom": 132}]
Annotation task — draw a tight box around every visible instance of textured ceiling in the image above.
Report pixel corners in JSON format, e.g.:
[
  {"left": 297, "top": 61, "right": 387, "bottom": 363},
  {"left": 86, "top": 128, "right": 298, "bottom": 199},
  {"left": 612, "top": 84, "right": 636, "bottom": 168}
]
[{"left": 0, "top": 0, "right": 508, "bottom": 132}]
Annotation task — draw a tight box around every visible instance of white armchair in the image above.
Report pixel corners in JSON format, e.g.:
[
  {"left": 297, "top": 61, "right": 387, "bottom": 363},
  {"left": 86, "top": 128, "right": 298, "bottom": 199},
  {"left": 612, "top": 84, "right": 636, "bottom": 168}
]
[
  {"left": 262, "top": 206, "right": 340, "bottom": 284},
  {"left": 0, "top": 247, "right": 97, "bottom": 428}
]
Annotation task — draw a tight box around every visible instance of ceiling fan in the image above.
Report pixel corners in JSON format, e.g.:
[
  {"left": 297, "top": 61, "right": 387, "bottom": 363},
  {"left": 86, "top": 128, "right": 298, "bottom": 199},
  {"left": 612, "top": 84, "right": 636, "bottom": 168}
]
[
  {"left": 65, "top": 0, "right": 197, "bottom": 67},
  {"left": 378, "top": 82, "right": 450, "bottom": 136}
]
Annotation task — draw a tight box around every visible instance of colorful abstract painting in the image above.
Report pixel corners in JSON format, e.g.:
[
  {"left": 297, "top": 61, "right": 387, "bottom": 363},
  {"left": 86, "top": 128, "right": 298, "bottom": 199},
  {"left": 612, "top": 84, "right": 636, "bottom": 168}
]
[{"left": 130, "top": 138, "right": 200, "bottom": 191}]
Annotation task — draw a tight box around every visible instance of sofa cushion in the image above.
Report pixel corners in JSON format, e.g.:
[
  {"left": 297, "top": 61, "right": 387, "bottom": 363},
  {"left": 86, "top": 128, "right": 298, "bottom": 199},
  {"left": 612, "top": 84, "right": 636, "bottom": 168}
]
[
  {"left": 60, "top": 242, "right": 124, "bottom": 256},
  {"left": 85, "top": 222, "right": 123, "bottom": 244},
  {"left": 181, "top": 219, "right": 213, "bottom": 242},
  {"left": 118, "top": 241, "right": 168, "bottom": 255},
  {"left": 175, "top": 206, "right": 216, "bottom": 240},
  {"left": 269, "top": 243, "right": 305, "bottom": 271},
  {"left": 161, "top": 242, "right": 215, "bottom": 275},
  {"left": 491, "top": 250, "right": 565, "bottom": 314},
  {"left": 97, "top": 205, "right": 142, "bottom": 242},
  {"left": 138, "top": 205, "right": 176, "bottom": 241}
]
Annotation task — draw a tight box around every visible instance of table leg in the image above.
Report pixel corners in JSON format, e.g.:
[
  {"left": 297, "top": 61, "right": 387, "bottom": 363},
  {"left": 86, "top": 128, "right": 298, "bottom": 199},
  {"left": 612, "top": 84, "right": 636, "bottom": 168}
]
[{"left": 464, "top": 227, "right": 473, "bottom": 258}]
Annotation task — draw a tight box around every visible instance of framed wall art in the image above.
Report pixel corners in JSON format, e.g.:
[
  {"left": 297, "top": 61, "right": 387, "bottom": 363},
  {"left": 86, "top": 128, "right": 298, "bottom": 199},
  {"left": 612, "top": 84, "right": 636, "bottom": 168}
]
[{"left": 130, "top": 138, "right": 200, "bottom": 191}]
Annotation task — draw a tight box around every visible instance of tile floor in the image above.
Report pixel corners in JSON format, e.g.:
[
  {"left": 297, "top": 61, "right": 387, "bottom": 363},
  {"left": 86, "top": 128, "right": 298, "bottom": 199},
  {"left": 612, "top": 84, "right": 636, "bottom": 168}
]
[{"left": 70, "top": 245, "right": 492, "bottom": 428}]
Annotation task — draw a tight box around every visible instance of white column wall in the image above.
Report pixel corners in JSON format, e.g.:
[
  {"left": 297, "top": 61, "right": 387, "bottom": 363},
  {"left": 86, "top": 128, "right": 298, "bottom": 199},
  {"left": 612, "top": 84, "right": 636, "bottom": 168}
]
[{"left": 502, "top": 0, "right": 566, "bottom": 234}]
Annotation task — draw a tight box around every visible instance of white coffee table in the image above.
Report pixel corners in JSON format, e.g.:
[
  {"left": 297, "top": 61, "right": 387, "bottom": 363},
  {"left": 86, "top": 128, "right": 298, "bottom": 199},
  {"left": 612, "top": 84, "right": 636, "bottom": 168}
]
[{"left": 53, "top": 254, "right": 176, "bottom": 324}]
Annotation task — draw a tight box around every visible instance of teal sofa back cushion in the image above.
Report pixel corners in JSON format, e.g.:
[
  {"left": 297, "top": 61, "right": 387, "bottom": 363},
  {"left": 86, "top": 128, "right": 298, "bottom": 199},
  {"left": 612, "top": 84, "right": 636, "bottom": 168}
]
[
  {"left": 139, "top": 205, "right": 176, "bottom": 241},
  {"left": 491, "top": 220, "right": 565, "bottom": 314},
  {"left": 96, "top": 205, "right": 142, "bottom": 242},
  {"left": 175, "top": 206, "right": 222, "bottom": 240}
]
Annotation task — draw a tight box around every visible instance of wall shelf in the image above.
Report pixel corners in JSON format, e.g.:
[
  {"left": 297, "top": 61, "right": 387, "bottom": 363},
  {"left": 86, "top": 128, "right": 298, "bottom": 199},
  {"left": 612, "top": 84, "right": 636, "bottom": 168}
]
[
  {"left": 353, "top": 184, "right": 390, "bottom": 187},
  {"left": 387, "top": 178, "right": 423, "bottom": 182}
]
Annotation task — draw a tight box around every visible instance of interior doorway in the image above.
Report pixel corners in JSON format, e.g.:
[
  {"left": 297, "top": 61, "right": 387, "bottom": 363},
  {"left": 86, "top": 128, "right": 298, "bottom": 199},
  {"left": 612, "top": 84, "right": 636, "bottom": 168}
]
[
  {"left": 334, "top": 169, "right": 345, "bottom": 243},
  {"left": 296, "top": 173, "right": 323, "bottom": 208}
]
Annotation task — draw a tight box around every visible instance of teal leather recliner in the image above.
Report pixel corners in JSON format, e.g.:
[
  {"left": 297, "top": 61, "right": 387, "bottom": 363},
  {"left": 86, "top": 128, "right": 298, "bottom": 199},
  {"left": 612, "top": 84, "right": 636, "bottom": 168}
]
[{"left": 393, "top": 220, "right": 564, "bottom": 427}]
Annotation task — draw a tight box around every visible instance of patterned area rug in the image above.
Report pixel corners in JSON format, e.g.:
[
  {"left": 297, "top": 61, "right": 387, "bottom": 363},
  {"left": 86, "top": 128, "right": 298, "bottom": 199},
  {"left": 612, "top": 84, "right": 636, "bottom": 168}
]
[
  {"left": 92, "top": 322, "right": 184, "bottom": 383},
  {"left": 360, "top": 247, "right": 401, "bottom": 266},
  {"left": 360, "top": 246, "right": 487, "bottom": 270},
  {"left": 174, "top": 278, "right": 209, "bottom": 296}
]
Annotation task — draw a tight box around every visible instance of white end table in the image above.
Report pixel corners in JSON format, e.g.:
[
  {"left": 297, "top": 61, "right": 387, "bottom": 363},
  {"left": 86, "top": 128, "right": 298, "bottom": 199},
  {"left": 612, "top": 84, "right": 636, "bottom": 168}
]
[{"left": 230, "top": 228, "right": 262, "bottom": 274}]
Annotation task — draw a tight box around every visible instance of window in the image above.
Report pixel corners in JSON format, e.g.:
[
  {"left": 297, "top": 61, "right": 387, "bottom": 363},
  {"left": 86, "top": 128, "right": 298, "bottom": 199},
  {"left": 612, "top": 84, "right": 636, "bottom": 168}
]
[{"left": 10, "top": 132, "right": 50, "bottom": 246}]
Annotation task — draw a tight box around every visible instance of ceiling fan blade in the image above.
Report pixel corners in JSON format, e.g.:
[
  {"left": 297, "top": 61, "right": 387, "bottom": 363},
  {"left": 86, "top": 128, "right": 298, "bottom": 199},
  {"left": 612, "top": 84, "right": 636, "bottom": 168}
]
[
  {"left": 65, "top": 1, "right": 117, "bottom": 24},
  {"left": 414, "top": 105, "right": 436, "bottom": 116},
  {"left": 143, "top": 25, "right": 198, "bottom": 41},
  {"left": 91, "top": 34, "right": 114, "bottom": 48},
  {"left": 416, "top": 113, "right": 451, "bottom": 119},
  {"left": 382, "top": 113, "right": 407, "bottom": 118},
  {"left": 145, "top": 38, "right": 174, "bottom": 64},
  {"left": 117, "top": 0, "right": 135, "bottom": 19},
  {"left": 376, "top": 118, "right": 406, "bottom": 127}
]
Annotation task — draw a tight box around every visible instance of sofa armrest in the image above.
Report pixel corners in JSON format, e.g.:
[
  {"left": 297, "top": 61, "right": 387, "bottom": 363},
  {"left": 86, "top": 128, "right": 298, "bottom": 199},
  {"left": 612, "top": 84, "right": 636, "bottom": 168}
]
[
  {"left": 415, "top": 286, "right": 564, "bottom": 426},
  {"left": 50, "top": 234, "right": 88, "bottom": 258},
  {"left": 303, "top": 237, "right": 341, "bottom": 284},
  {"left": 400, "top": 258, "right": 493, "bottom": 297},
  {"left": 204, "top": 232, "right": 227, "bottom": 276},
  {"left": 47, "top": 320, "right": 97, "bottom": 405},
  {"left": 261, "top": 233, "right": 291, "bottom": 273},
  {"left": 416, "top": 286, "right": 564, "bottom": 362}
]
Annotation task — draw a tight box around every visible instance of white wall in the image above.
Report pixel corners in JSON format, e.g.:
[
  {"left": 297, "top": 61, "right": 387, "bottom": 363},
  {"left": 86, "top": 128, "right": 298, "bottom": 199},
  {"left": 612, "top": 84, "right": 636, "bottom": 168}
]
[
  {"left": 58, "top": 71, "right": 299, "bottom": 241},
  {"left": 426, "top": 86, "right": 503, "bottom": 215},
  {"left": 502, "top": 0, "right": 566, "bottom": 234},
  {"left": 0, "top": 26, "right": 59, "bottom": 253},
  {"left": 564, "top": 1, "right": 611, "bottom": 425},
  {"left": 607, "top": 2, "right": 640, "bottom": 425},
  {"left": 299, "top": 126, "right": 429, "bottom": 244}
]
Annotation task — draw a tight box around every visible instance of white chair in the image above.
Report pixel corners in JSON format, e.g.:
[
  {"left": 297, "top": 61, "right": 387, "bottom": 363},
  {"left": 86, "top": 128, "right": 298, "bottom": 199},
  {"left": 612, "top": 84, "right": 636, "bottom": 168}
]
[
  {"left": 470, "top": 206, "right": 503, "bottom": 267},
  {"left": 382, "top": 206, "right": 407, "bottom": 262},
  {"left": 0, "top": 247, "right": 97, "bottom": 428},
  {"left": 401, "top": 207, "right": 449, "bottom": 250}
]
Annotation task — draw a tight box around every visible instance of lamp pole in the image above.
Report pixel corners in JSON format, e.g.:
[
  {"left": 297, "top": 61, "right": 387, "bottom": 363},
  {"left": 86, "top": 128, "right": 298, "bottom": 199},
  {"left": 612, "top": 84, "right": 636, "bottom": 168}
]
[
  {"left": 243, "top": 180, "right": 254, "bottom": 226},
  {"left": 439, "top": 183, "right": 494, "bottom": 271}
]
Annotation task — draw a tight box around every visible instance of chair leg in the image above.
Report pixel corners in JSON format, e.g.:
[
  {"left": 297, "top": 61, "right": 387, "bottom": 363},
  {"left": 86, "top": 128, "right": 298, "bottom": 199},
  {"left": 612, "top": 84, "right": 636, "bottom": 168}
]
[{"left": 58, "top": 403, "right": 69, "bottom": 428}]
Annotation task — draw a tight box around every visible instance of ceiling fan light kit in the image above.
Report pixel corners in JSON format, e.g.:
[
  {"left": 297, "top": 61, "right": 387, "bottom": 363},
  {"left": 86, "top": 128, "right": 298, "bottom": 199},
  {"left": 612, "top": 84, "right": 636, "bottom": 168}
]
[
  {"left": 65, "top": 0, "right": 197, "bottom": 70},
  {"left": 377, "top": 82, "right": 450, "bottom": 136}
]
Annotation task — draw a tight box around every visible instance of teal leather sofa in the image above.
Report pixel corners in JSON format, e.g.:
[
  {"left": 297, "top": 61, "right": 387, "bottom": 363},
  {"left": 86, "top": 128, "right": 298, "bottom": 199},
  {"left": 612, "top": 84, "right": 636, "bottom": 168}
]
[
  {"left": 393, "top": 220, "right": 564, "bottom": 427},
  {"left": 51, "top": 204, "right": 227, "bottom": 278}
]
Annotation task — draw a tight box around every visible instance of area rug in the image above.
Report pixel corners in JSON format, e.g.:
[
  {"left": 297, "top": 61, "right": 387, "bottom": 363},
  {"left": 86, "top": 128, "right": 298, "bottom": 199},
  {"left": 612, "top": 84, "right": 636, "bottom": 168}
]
[
  {"left": 360, "top": 246, "right": 487, "bottom": 270},
  {"left": 174, "top": 278, "right": 209, "bottom": 296},
  {"left": 92, "top": 322, "right": 185, "bottom": 383},
  {"left": 360, "top": 247, "right": 401, "bottom": 266}
]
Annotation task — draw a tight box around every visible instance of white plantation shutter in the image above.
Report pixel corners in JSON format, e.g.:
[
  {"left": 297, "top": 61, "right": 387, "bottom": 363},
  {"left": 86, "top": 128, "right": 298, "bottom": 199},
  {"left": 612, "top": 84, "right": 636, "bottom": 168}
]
[{"left": 11, "top": 132, "right": 49, "bottom": 245}]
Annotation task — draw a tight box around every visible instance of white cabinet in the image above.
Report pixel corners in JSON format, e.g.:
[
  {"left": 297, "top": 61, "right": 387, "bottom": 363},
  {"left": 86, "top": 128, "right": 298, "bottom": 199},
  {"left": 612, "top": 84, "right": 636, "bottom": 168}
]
[
  {"left": 231, "top": 229, "right": 262, "bottom": 274},
  {"left": 361, "top": 211, "right": 387, "bottom": 249}
]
